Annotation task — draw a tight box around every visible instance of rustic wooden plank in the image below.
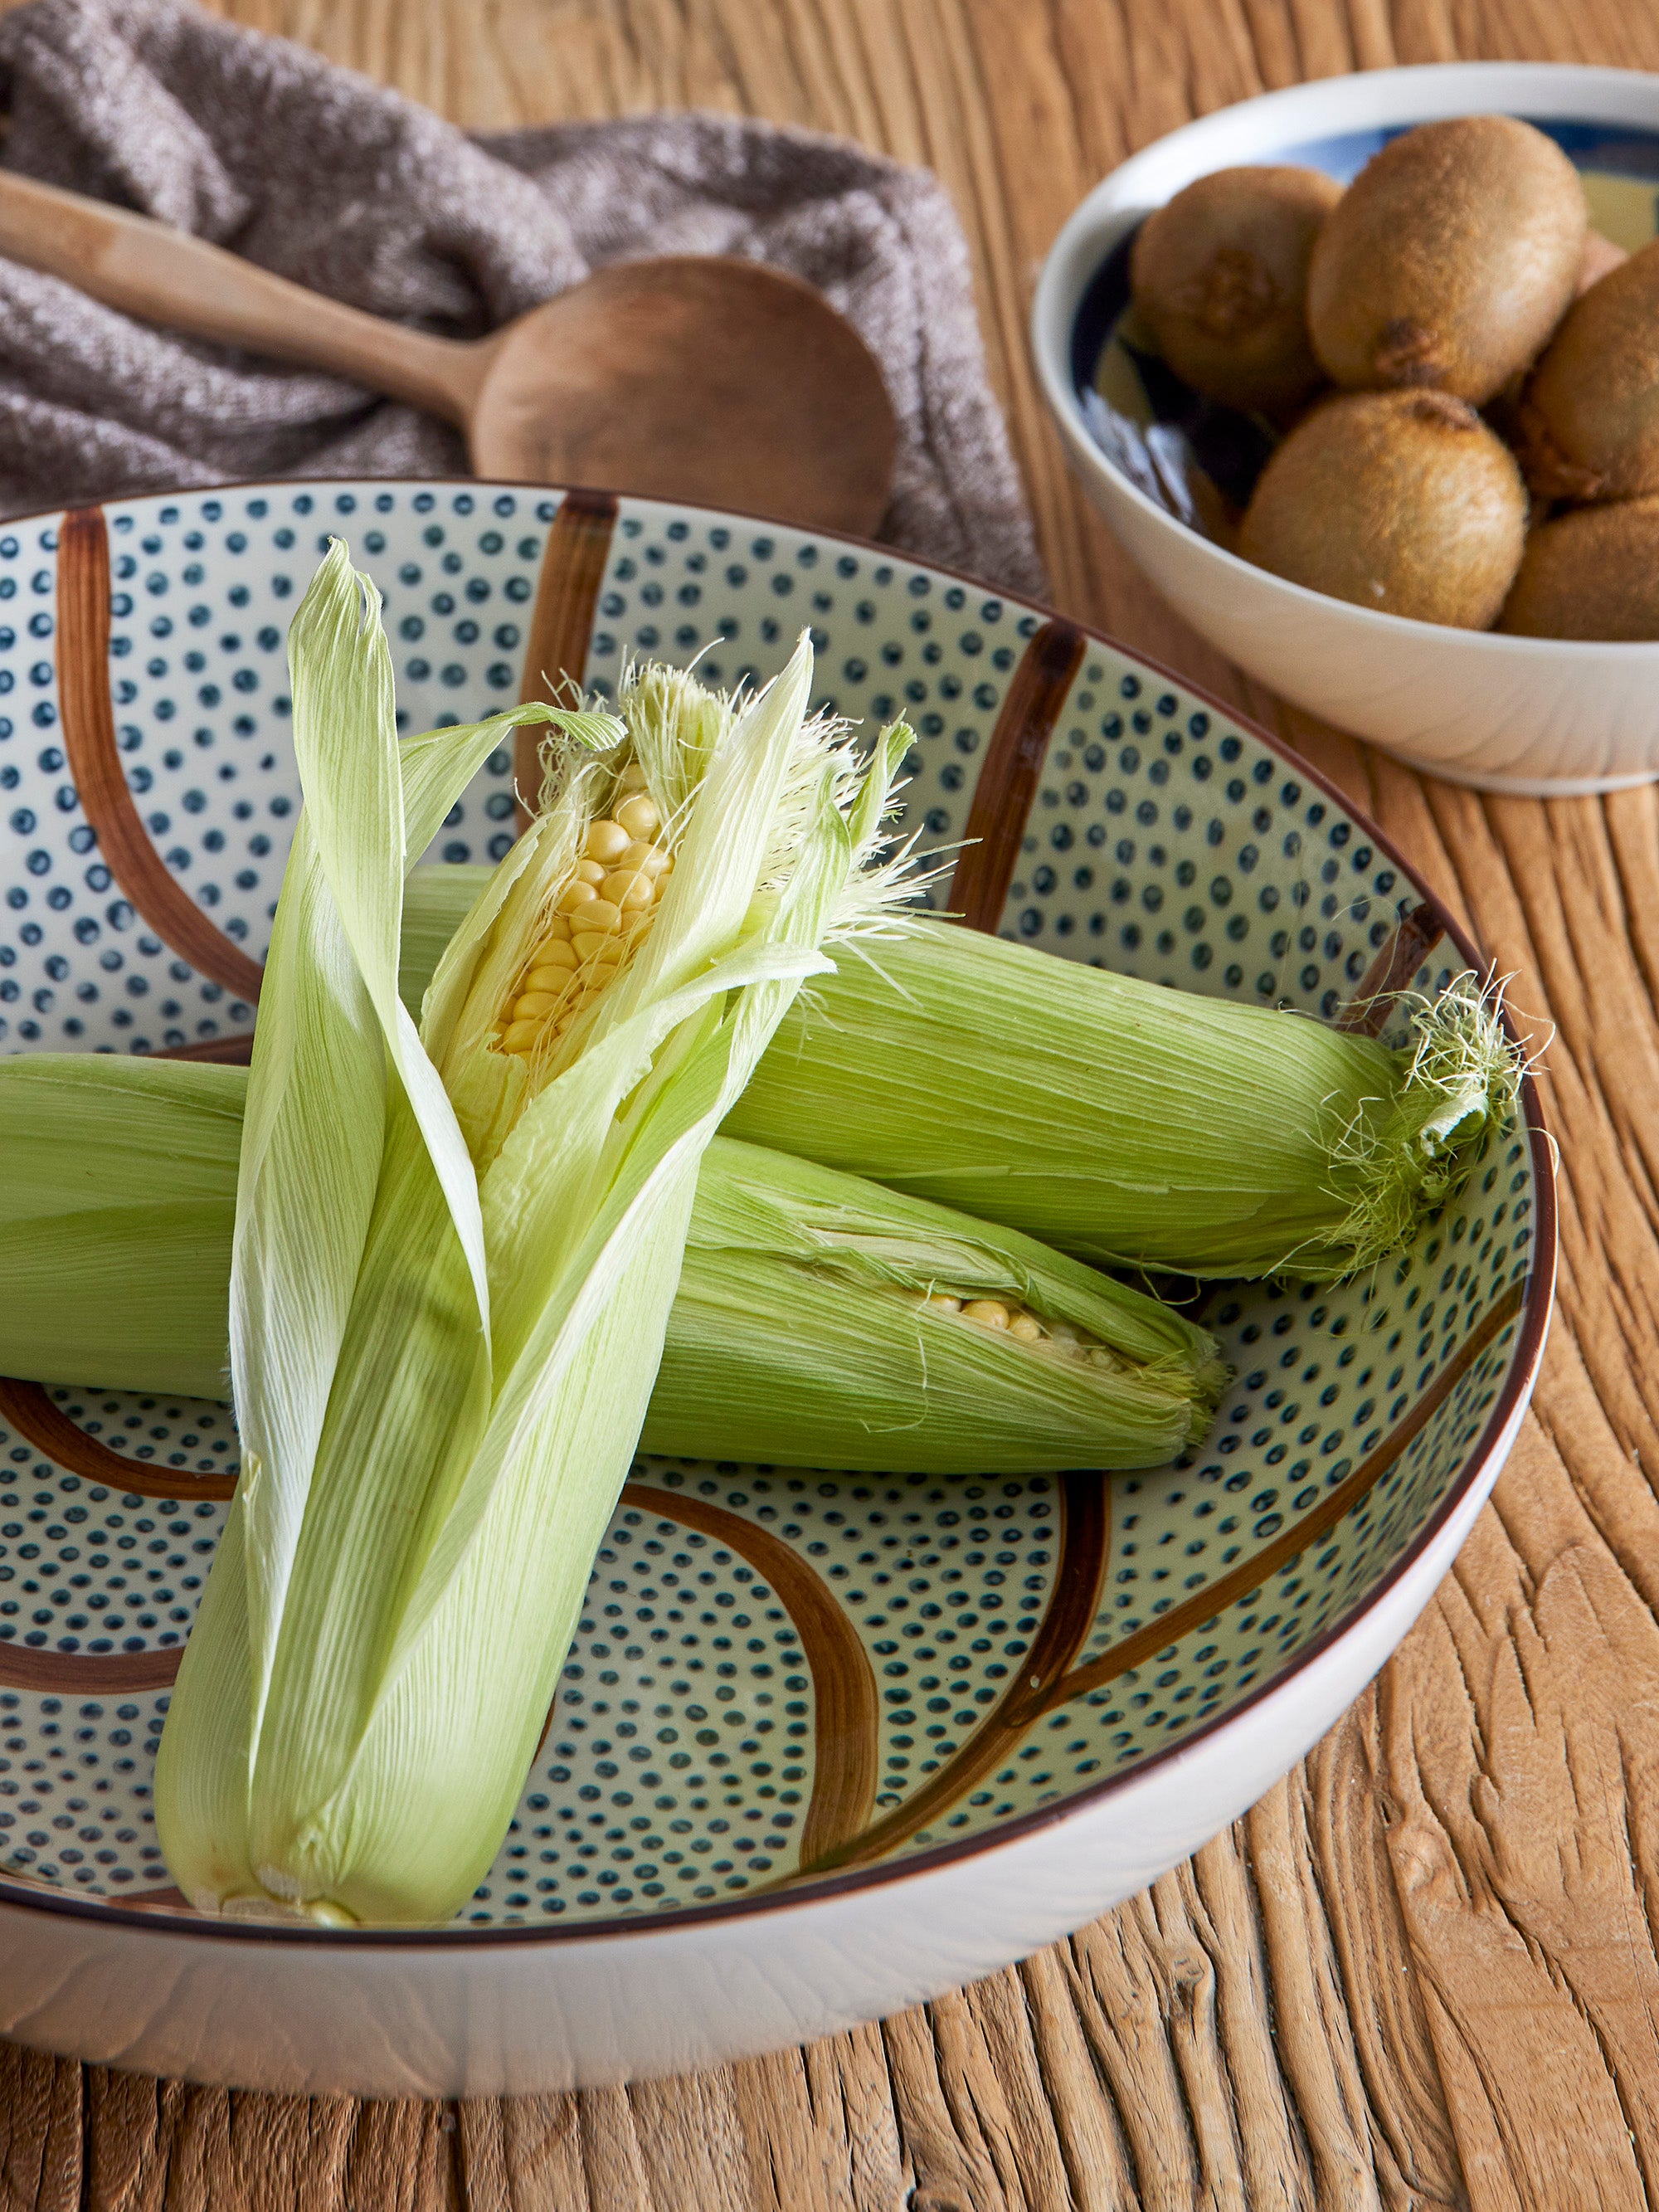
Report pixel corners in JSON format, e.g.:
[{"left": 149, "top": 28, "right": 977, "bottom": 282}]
[
  {"left": 0, "top": 2049, "right": 79, "bottom": 2212},
  {"left": 12, "top": 0, "right": 1659, "bottom": 2206}
]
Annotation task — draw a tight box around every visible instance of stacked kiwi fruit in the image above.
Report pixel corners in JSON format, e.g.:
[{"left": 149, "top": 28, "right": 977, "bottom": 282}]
[{"left": 1128, "top": 116, "right": 1659, "bottom": 640}]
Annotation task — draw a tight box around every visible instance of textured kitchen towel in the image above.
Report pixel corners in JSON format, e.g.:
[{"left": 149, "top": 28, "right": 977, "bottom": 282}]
[{"left": 0, "top": 0, "right": 1044, "bottom": 595}]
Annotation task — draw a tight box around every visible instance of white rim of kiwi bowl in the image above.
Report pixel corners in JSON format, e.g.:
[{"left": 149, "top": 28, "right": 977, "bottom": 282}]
[
  {"left": 0, "top": 470, "right": 1556, "bottom": 1957},
  {"left": 1031, "top": 61, "right": 1659, "bottom": 665}
]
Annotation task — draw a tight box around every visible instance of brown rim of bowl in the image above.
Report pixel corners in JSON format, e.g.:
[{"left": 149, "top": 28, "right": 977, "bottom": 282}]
[{"left": 0, "top": 474, "right": 1557, "bottom": 1950}]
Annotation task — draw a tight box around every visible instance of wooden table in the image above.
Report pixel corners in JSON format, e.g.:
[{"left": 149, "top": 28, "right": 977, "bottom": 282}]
[{"left": 5, "top": 1, "right": 1659, "bottom": 2205}]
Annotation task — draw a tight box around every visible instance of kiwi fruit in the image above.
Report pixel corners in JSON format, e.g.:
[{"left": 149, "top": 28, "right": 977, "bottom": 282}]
[
  {"left": 1238, "top": 388, "right": 1526, "bottom": 626},
  {"left": 1498, "top": 497, "right": 1659, "bottom": 639},
  {"left": 1306, "top": 117, "right": 1586, "bottom": 404},
  {"left": 1129, "top": 165, "right": 1342, "bottom": 414},
  {"left": 1518, "top": 238, "right": 1659, "bottom": 499}
]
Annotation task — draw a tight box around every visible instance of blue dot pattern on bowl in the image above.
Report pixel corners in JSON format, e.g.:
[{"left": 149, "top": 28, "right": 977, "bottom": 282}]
[{"left": 0, "top": 483, "right": 1540, "bottom": 1927}]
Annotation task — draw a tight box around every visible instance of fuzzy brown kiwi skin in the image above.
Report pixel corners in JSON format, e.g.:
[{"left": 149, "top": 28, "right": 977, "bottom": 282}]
[
  {"left": 1498, "top": 496, "right": 1659, "bottom": 639},
  {"left": 1130, "top": 165, "right": 1343, "bottom": 416},
  {"left": 1306, "top": 117, "right": 1587, "bottom": 405},
  {"left": 1518, "top": 238, "right": 1659, "bottom": 501},
  {"left": 1238, "top": 389, "right": 1527, "bottom": 628}
]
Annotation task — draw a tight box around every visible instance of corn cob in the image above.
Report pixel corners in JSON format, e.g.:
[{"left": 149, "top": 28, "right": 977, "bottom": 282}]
[{"left": 0, "top": 1058, "right": 1223, "bottom": 1470}]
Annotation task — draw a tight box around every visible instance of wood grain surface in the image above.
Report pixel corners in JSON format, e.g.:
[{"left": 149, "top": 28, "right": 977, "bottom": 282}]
[{"left": 3, "top": 1, "right": 1658, "bottom": 2205}]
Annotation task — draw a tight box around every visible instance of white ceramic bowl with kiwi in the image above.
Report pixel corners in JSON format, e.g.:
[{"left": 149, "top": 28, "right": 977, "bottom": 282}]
[{"left": 1034, "top": 63, "right": 1659, "bottom": 796}]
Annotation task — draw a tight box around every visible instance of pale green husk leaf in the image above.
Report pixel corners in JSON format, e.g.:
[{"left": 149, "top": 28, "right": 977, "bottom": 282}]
[{"left": 153, "top": 548, "right": 905, "bottom": 1927}]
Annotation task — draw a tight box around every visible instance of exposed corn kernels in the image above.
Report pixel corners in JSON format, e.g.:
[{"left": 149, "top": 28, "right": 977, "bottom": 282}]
[
  {"left": 539, "top": 914, "right": 572, "bottom": 944},
  {"left": 616, "top": 794, "right": 661, "bottom": 840},
  {"left": 556, "top": 880, "right": 597, "bottom": 914},
  {"left": 622, "top": 840, "right": 670, "bottom": 876},
  {"left": 922, "top": 1293, "right": 962, "bottom": 1313},
  {"left": 528, "top": 944, "right": 577, "bottom": 977},
  {"left": 577, "top": 857, "right": 606, "bottom": 887},
  {"left": 512, "top": 991, "right": 559, "bottom": 1021},
  {"left": 1008, "top": 1313, "right": 1044, "bottom": 1342},
  {"left": 585, "top": 819, "right": 630, "bottom": 864},
  {"left": 617, "top": 763, "right": 650, "bottom": 793},
  {"left": 501, "top": 1019, "right": 541, "bottom": 1053},
  {"left": 573, "top": 933, "right": 623, "bottom": 964},
  {"left": 581, "top": 899, "right": 622, "bottom": 933},
  {"left": 962, "top": 1299, "right": 1010, "bottom": 1329},
  {"left": 602, "top": 869, "right": 655, "bottom": 910}
]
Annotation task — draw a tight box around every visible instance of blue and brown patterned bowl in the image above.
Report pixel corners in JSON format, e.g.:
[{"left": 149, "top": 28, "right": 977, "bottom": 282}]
[{"left": 0, "top": 480, "right": 1553, "bottom": 2094}]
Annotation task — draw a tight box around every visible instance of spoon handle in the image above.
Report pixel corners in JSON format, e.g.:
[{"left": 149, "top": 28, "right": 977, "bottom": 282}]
[{"left": 0, "top": 168, "right": 484, "bottom": 421}]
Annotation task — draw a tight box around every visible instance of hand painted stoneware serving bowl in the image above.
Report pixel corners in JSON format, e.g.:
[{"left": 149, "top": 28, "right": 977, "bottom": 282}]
[
  {"left": 1034, "top": 62, "right": 1659, "bottom": 795},
  {"left": 0, "top": 478, "right": 1552, "bottom": 2096}
]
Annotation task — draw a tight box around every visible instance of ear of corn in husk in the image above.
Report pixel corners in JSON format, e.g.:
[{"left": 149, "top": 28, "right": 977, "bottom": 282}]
[
  {"left": 0, "top": 1054, "right": 1224, "bottom": 1470},
  {"left": 648, "top": 1134, "right": 1223, "bottom": 1468},
  {"left": 391, "top": 797, "right": 1519, "bottom": 1286},
  {"left": 727, "top": 919, "right": 1519, "bottom": 1278},
  {"left": 153, "top": 543, "right": 910, "bottom": 1929}
]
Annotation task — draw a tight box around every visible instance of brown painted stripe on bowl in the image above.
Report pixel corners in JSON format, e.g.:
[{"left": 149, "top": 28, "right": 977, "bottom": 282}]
[
  {"left": 946, "top": 618, "right": 1087, "bottom": 933},
  {"left": 0, "top": 1640, "right": 181, "bottom": 1693},
  {"left": 1336, "top": 902, "right": 1447, "bottom": 1038},
  {"left": 57, "top": 507, "right": 266, "bottom": 1006},
  {"left": 625, "top": 1482, "right": 879, "bottom": 1862},
  {"left": 514, "top": 488, "right": 620, "bottom": 831},
  {"left": 1042, "top": 1276, "right": 1527, "bottom": 1713},
  {"left": 795, "top": 1467, "right": 1110, "bottom": 1877},
  {"left": 0, "top": 1377, "right": 237, "bottom": 1502}
]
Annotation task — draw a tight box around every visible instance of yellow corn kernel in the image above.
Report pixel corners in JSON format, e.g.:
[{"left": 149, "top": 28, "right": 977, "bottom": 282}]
[
  {"left": 585, "top": 819, "right": 630, "bottom": 864},
  {"left": 556, "top": 880, "right": 598, "bottom": 915},
  {"left": 922, "top": 1293, "right": 962, "bottom": 1313},
  {"left": 512, "top": 991, "right": 559, "bottom": 1021},
  {"left": 617, "top": 762, "right": 650, "bottom": 793},
  {"left": 620, "top": 840, "right": 668, "bottom": 877},
  {"left": 573, "top": 933, "right": 624, "bottom": 965},
  {"left": 577, "top": 857, "right": 606, "bottom": 887},
  {"left": 1008, "top": 1313, "right": 1044, "bottom": 1342},
  {"left": 962, "top": 1298, "right": 1010, "bottom": 1329},
  {"left": 616, "top": 794, "right": 660, "bottom": 840},
  {"left": 501, "top": 1018, "right": 541, "bottom": 1053},
  {"left": 581, "top": 899, "right": 622, "bottom": 933},
  {"left": 602, "top": 869, "right": 655, "bottom": 910},
  {"left": 540, "top": 913, "right": 572, "bottom": 943},
  {"left": 528, "top": 946, "right": 577, "bottom": 980}
]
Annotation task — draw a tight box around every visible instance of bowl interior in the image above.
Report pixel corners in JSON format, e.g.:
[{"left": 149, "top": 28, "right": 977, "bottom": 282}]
[
  {"left": 1070, "top": 114, "right": 1659, "bottom": 544},
  {"left": 0, "top": 482, "right": 1545, "bottom": 1932}
]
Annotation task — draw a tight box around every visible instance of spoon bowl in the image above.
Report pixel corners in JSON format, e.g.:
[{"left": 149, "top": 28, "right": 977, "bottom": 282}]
[{"left": 465, "top": 258, "right": 897, "bottom": 531}]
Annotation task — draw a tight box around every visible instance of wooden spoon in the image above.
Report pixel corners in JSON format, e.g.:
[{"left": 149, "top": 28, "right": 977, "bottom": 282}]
[{"left": 0, "top": 168, "right": 898, "bottom": 534}]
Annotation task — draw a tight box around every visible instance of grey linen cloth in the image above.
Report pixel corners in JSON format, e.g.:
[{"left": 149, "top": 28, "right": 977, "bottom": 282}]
[{"left": 0, "top": 0, "right": 1044, "bottom": 596}]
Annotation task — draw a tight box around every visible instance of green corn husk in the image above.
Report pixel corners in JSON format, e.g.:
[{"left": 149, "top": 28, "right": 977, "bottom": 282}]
[
  {"left": 0, "top": 1062, "right": 1223, "bottom": 1469},
  {"left": 398, "top": 866, "right": 1519, "bottom": 1283},
  {"left": 153, "top": 544, "right": 913, "bottom": 1928},
  {"left": 646, "top": 1136, "right": 1223, "bottom": 1468},
  {"left": 729, "top": 921, "right": 1520, "bottom": 1278}
]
